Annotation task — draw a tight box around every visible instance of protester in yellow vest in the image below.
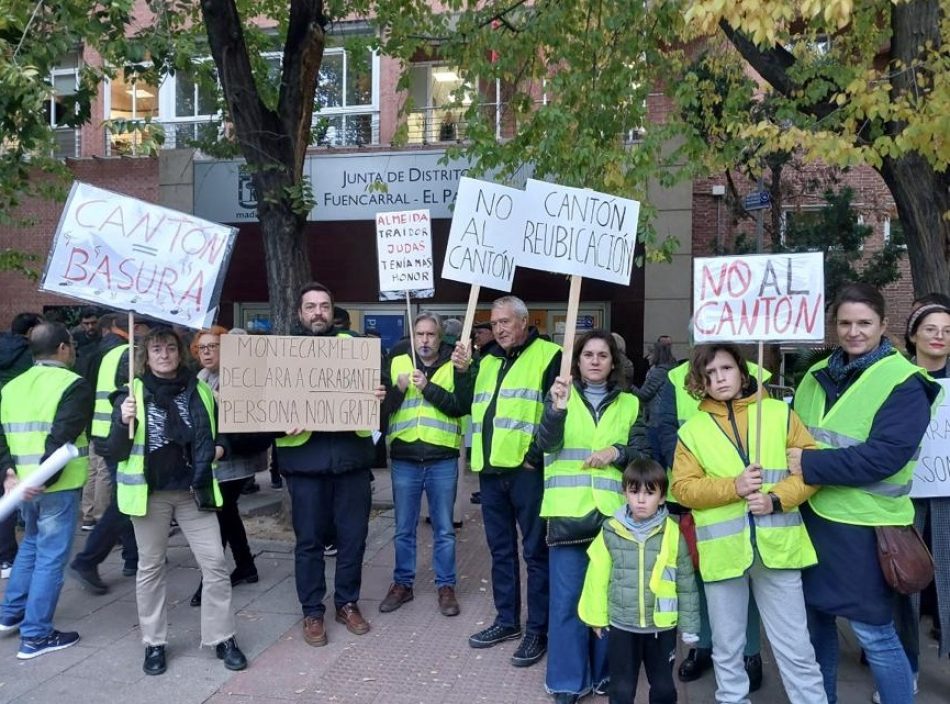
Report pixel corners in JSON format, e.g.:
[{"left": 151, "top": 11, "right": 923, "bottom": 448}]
[
  {"left": 108, "top": 326, "right": 246, "bottom": 677},
  {"left": 535, "top": 329, "right": 651, "bottom": 703},
  {"left": 0, "top": 322, "right": 92, "bottom": 660},
  {"left": 578, "top": 459, "right": 699, "bottom": 704},
  {"left": 672, "top": 342, "right": 827, "bottom": 704},
  {"left": 378, "top": 311, "right": 473, "bottom": 618},
  {"left": 450, "top": 295, "right": 560, "bottom": 667},
  {"left": 789, "top": 283, "right": 942, "bottom": 704}
]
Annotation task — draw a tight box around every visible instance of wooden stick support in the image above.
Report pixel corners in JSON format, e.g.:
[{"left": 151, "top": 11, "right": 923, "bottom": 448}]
[
  {"left": 559, "top": 275, "right": 583, "bottom": 379},
  {"left": 128, "top": 311, "right": 135, "bottom": 440},
  {"left": 405, "top": 290, "right": 417, "bottom": 368},
  {"left": 755, "top": 340, "right": 764, "bottom": 466},
  {"left": 460, "top": 284, "right": 481, "bottom": 354}
]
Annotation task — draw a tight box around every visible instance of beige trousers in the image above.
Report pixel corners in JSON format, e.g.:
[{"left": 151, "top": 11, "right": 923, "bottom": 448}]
[
  {"left": 131, "top": 491, "right": 235, "bottom": 647},
  {"left": 81, "top": 444, "right": 111, "bottom": 522}
]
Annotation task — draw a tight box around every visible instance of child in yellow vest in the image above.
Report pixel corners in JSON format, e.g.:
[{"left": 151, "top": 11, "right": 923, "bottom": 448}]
[{"left": 578, "top": 459, "right": 699, "bottom": 704}]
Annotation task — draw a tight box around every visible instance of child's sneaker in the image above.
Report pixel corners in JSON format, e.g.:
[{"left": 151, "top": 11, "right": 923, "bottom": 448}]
[{"left": 17, "top": 630, "right": 80, "bottom": 659}]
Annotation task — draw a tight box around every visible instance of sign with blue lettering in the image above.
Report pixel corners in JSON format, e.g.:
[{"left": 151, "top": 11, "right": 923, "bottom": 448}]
[{"left": 743, "top": 191, "right": 771, "bottom": 211}]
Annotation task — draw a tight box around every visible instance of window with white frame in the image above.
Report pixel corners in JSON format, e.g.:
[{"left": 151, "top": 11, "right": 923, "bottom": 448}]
[
  {"left": 779, "top": 206, "right": 825, "bottom": 248},
  {"left": 45, "top": 51, "right": 81, "bottom": 157},
  {"left": 160, "top": 66, "right": 220, "bottom": 148},
  {"left": 406, "top": 64, "right": 470, "bottom": 145},
  {"left": 105, "top": 68, "right": 159, "bottom": 155},
  {"left": 884, "top": 217, "right": 907, "bottom": 249}
]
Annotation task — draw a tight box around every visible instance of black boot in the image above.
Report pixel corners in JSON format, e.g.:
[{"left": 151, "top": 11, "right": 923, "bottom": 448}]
[
  {"left": 143, "top": 645, "right": 166, "bottom": 675},
  {"left": 216, "top": 637, "right": 248, "bottom": 671},
  {"left": 677, "top": 647, "right": 712, "bottom": 682},
  {"left": 230, "top": 563, "right": 259, "bottom": 586},
  {"left": 745, "top": 654, "right": 763, "bottom": 692},
  {"left": 190, "top": 581, "right": 202, "bottom": 607}
]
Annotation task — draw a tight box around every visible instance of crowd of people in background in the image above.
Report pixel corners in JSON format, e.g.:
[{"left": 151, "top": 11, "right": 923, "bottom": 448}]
[{"left": 0, "top": 284, "right": 947, "bottom": 704}]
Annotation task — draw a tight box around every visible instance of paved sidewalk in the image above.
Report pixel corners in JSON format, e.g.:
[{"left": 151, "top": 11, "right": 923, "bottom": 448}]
[{"left": 0, "top": 468, "right": 947, "bottom": 703}]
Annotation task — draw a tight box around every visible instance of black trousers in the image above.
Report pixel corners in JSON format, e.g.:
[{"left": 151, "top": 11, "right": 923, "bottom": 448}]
[
  {"left": 71, "top": 462, "right": 138, "bottom": 570},
  {"left": 0, "top": 483, "right": 16, "bottom": 563},
  {"left": 607, "top": 627, "right": 678, "bottom": 704},
  {"left": 287, "top": 469, "right": 372, "bottom": 616},
  {"left": 216, "top": 479, "right": 254, "bottom": 570}
]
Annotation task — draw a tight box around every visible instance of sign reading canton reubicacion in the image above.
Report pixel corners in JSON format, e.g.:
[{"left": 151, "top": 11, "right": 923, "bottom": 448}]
[
  {"left": 218, "top": 334, "right": 381, "bottom": 433},
  {"left": 194, "top": 151, "right": 471, "bottom": 223},
  {"left": 41, "top": 182, "right": 237, "bottom": 329}
]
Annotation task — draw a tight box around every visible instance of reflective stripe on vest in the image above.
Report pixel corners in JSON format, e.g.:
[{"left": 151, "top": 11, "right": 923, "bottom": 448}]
[
  {"left": 794, "top": 353, "right": 933, "bottom": 527},
  {"left": 677, "top": 398, "right": 817, "bottom": 581},
  {"left": 91, "top": 345, "right": 127, "bottom": 439},
  {"left": 540, "top": 389, "right": 638, "bottom": 518},
  {"left": 0, "top": 365, "right": 89, "bottom": 492},
  {"left": 470, "top": 338, "right": 559, "bottom": 471},
  {"left": 116, "top": 378, "right": 222, "bottom": 516},
  {"left": 387, "top": 354, "right": 461, "bottom": 450}
]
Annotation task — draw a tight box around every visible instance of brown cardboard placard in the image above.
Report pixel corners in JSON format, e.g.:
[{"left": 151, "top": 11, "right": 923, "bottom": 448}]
[{"left": 218, "top": 334, "right": 381, "bottom": 433}]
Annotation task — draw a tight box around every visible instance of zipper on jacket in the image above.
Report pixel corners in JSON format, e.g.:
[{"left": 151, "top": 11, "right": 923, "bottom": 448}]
[{"left": 638, "top": 538, "right": 646, "bottom": 628}]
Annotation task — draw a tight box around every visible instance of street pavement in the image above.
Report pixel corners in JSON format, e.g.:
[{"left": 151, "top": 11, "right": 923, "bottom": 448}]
[{"left": 0, "top": 467, "right": 947, "bottom": 703}]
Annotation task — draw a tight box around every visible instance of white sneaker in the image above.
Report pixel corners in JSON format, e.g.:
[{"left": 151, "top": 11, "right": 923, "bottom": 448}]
[
  {"left": 871, "top": 674, "right": 918, "bottom": 703},
  {"left": 0, "top": 561, "right": 12, "bottom": 579}
]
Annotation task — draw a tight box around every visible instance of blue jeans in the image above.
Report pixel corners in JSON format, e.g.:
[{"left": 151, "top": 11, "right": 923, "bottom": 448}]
[
  {"left": 391, "top": 458, "right": 458, "bottom": 587},
  {"left": 479, "top": 468, "right": 548, "bottom": 634},
  {"left": 546, "top": 544, "right": 608, "bottom": 696},
  {"left": 807, "top": 608, "right": 914, "bottom": 704},
  {"left": 1, "top": 489, "right": 80, "bottom": 639}
]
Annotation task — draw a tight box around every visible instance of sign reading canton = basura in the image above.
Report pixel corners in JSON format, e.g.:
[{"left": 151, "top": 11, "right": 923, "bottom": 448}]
[
  {"left": 912, "top": 380, "right": 950, "bottom": 499},
  {"left": 41, "top": 182, "right": 237, "bottom": 329},
  {"left": 441, "top": 177, "right": 518, "bottom": 292},
  {"left": 376, "top": 208, "right": 434, "bottom": 300},
  {"left": 692, "top": 252, "right": 825, "bottom": 343},
  {"left": 217, "top": 335, "right": 381, "bottom": 433},
  {"left": 512, "top": 179, "right": 640, "bottom": 285}
]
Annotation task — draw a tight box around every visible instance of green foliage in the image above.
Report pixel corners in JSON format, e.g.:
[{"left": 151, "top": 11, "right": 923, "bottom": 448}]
[{"left": 777, "top": 187, "right": 904, "bottom": 306}]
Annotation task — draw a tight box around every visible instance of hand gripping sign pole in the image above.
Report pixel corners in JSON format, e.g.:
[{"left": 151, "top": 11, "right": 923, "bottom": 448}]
[
  {"left": 128, "top": 311, "right": 135, "bottom": 439},
  {"left": 405, "top": 289, "right": 417, "bottom": 368}
]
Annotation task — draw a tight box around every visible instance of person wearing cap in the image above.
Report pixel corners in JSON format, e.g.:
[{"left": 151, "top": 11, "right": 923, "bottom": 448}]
[{"left": 0, "top": 322, "right": 93, "bottom": 659}]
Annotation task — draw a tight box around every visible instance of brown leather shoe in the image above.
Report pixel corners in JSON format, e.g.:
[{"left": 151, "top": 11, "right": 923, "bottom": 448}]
[
  {"left": 379, "top": 583, "right": 414, "bottom": 613},
  {"left": 335, "top": 602, "right": 370, "bottom": 635},
  {"left": 302, "top": 615, "right": 327, "bottom": 647},
  {"left": 438, "top": 586, "right": 460, "bottom": 617}
]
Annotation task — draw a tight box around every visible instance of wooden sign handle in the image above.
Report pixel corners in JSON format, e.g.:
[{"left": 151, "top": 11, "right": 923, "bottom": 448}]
[
  {"left": 754, "top": 340, "right": 763, "bottom": 466},
  {"left": 460, "top": 284, "right": 480, "bottom": 354},
  {"left": 405, "top": 290, "right": 417, "bottom": 368},
  {"left": 128, "top": 311, "right": 135, "bottom": 440},
  {"left": 559, "top": 275, "right": 583, "bottom": 379}
]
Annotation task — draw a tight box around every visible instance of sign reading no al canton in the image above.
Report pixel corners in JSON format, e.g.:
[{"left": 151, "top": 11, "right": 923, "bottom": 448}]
[{"left": 218, "top": 334, "right": 381, "bottom": 432}]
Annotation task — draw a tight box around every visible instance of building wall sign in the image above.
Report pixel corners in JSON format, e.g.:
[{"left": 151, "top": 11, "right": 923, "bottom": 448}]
[{"left": 194, "top": 150, "right": 472, "bottom": 223}]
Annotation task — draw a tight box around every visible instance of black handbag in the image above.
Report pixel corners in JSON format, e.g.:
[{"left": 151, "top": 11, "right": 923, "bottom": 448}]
[{"left": 546, "top": 509, "right": 606, "bottom": 547}]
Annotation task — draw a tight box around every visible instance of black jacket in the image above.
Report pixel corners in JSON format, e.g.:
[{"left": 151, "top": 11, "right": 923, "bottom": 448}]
[
  {"left": 0, "top": 333, "right": 33, "bottom": 389},
  {"left": 382, "top": 342, "right": 474, "bottom": 463},
  {"left": 476, "top": 327, "right": 561, "bottom": 473},
  {"left": 0, "top": 361, "right": 94, "bottom": 488},
  {"left": 107, "top": 374, "right": 218, "bottom": 491},
  {"left": 275, "top": 326, "right": 375, "bottom": 477},
  {"left": 536, "top": 380, "right": 651, "bottom": 468}
]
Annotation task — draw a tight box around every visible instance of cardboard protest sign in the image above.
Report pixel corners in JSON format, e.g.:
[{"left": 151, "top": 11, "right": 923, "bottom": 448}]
[
  {"left": 218, "top": 334, "right": 381, "bottom": 433},
  {"left": 513, "top": 179, "right": 640, "bottom": 285},
  {"left": 376, "top": 208, "right": 434, "bottom": 301},
  {"left": 41, "top": 182, "right": 237, "bottom": 329},
  {"left": 912, "top": 380, "right": 950, "bottom": 499},
  {"left": 692, "top": 252, "right": 825, "bottom": 343},
  {"left": 442, "top": 177, "right": 518, "bottom": 292}
]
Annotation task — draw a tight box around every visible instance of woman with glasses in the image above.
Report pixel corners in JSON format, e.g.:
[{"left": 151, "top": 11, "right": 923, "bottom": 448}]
[
  {"left": 109, "top": 326, "right": 246, "bottom": 675},
  {"left": 188, "top": 327, "right": 270, "bottom": 607}
]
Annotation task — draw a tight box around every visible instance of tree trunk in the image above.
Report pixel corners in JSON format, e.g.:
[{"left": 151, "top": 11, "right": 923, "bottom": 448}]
[
  {"left": 879, "top": 155, "right": 950, "bottom": 298},
  {"left": 257, "top": 203, "right": 312, "bottom": 334}
]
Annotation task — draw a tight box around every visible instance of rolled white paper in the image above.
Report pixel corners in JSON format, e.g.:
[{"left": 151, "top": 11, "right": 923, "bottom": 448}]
[{"left": 0, "top": 443, "right": 80, "bottom": 521}]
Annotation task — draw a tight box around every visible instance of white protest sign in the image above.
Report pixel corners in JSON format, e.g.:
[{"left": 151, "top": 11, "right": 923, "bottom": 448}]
[
  {"left": 692, "top": 252, "right": 825, "bottom": 342},
  {"left": 513, "top": 179, "right": 640, "bottom": 285},
  {"left": 376, "top": 208, "right": 434, "bottom": 300},
  {"left": 442, "top": 177, "right": 519, "bottom": 292},
  {"left": 40, "top": 182, "right": 237, "bottom": 329},
  {"left": 912, "top": 379, "right": 950, "bottom": 499}
]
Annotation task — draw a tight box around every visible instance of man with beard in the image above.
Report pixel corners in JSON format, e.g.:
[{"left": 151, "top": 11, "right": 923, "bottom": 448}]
[
  {"left": 378, "top": 312, "right": 473, "bottom": 617},
  {"left": 275, "top": 282, "right": 378, "bottom": 647}
]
